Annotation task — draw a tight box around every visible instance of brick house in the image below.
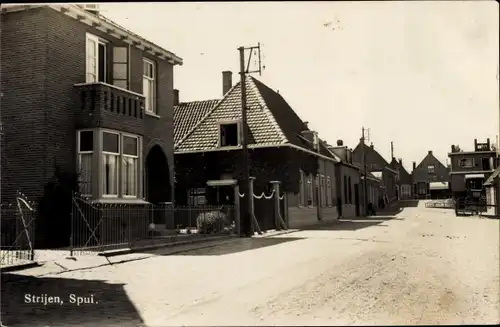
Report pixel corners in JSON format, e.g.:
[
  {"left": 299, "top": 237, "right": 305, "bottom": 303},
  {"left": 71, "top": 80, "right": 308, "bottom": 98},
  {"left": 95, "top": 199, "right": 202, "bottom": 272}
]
[
  {"left": 174, "top": 72, "right": 363, "bottom": 230},
  {"left": 389, "top": 158, "right": 413, "bottom": 200},
  {"left": 448, "top": 139, "right": 497, "bottom": 200},
  {"left": 411, "top": 151, "right": 450, "bottom": 199},
  {"left": 1, "top": 5, "right": 182, "bottom": 245},
  {"left": 352, "top": 142, "right": 398, "bottom": 206}
]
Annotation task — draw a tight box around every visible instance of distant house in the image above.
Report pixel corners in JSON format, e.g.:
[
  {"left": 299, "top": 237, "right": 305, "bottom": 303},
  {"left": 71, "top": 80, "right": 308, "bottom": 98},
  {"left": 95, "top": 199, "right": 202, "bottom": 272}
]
[
  {"left": 483, "top": 166, "right": 500, "bottom": 217},
  {"left": 390, "top": 158, "right": 413, "bottom": 200},
  {"left": 353, "top": 142, "right": 398, "bottom": 206},
  {"left": 173, "top": 72, "right": 363, "bottom": 231},
  {"left": 448, "top": 139, "right": 497, "bottom": 200},
  {"left": 412, "top": 151, "right": 450, "bottom": 199}
]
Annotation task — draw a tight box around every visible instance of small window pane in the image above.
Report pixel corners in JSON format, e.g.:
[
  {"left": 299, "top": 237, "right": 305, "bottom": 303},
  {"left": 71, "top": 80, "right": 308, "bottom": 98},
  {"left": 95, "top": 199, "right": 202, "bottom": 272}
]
[
  {"left": 123, "top": 136, "right": 138, "bottom": 156},
  {"left": 103, "top": 132, "right": 119, "bottom": 153},
  {"left": 113, "top": 63, "right": 128, "bottom": 80},
  {"left": 113, "top": 80, "right": 128, "bottom": 90},
  {"left": 79, "top": 131, "right": 93, "bottom": 152},
  {"left": 113, "top": 47, "right": 128, "bottom": 63}
]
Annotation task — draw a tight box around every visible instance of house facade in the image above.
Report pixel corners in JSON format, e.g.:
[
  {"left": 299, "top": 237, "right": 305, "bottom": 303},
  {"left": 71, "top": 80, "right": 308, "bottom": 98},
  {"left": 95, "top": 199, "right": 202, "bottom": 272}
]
[
  {"left": 390, "top": 158, "right": 413, "bottom": 200},
  {"left": 448, "top": 139, "right": 497, "bottom": 200},
  {"left": 174, "top": 72, "right": 363, "bottom": 231},
  {"left": 352, "top": 142, "right": 398, "bottom": 207},
  {"left": 411, "top": 151, "right": 450, "bottom": 199},
  {"left": 1, "top": 5, "right": 182, "bottom": 245}
]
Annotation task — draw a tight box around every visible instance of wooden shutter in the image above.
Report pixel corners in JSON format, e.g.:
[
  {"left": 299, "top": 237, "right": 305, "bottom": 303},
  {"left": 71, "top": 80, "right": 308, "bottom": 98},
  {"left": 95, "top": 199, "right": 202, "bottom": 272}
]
[{"left": 112, "top": 46, "right": 129, "bottom": 89}]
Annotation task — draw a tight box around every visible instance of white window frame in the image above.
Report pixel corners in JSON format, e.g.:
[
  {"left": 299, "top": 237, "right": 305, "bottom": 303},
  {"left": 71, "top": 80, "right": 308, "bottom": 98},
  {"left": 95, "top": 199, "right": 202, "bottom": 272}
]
[
  {"left": 427, "top": 165, "right": 435, "bottom": 174},
  {"left": 299, "top": 170, "right": 305, "bottom": 207},
  {"left": 102, "top": 130, "right": 120, "bottom": 198},
  {"left": 143, "top": 58, "right": 156, "bottom": 115},
  {"left": 326, "top": 176, "right": 332, "bottom": 207},
  {"left": 218, "top": 119, "right": 242, "bottom": 147},
  {"left": 122, "top": 132, "right": 139, "bottom": 199},
  {"left": 459, "top": 158, "right": 474, "bottom": 168},
  {"left": 86, "top": 33, "right": 108, "bottom": 83},
  {"left": 307, "top": 174, "right": 314, "bottom": 206},
  {"left": 77, "top": 129, "right": 94, "bottom": 197}
]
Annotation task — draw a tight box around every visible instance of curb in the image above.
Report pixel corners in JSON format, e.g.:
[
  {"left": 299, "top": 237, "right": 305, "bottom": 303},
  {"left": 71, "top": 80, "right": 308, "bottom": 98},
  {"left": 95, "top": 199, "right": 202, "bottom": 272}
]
[
  {"left": 1, "top": 261, "right": 42, "bottom": 273},
  {"left": 98, "top": 235, "right": 235, "bottom": 257}
]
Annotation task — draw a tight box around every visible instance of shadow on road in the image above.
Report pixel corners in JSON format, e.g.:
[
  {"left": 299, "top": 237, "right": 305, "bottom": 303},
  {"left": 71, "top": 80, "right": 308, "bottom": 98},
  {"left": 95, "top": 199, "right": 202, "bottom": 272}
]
[
  {"left": 168, "top": 237, "right": 304, "bottom": 256},
  {"left": 399, "top": 200, "right": 420, "bottom": 208},
  {"left": 302, "top": 219, "right": 390, "bottom": 231},
  {"left": 1, "top": 273, "right": 144, "bottom": 327}
]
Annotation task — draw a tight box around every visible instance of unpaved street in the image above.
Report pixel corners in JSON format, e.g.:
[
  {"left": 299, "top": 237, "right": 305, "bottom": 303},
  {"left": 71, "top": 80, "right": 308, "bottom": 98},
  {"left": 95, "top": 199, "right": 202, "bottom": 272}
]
[{"left": 2, "top": 203, "right": 499, "bottom": 326}]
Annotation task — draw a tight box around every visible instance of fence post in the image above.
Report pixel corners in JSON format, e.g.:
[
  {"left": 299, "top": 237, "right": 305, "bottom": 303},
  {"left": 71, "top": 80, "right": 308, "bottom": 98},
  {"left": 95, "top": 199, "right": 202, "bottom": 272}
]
[
  {"left": 233, "top": 184, "right": 241, "bottom": 236},
  {"left": 69, "top": 195, "right": 74, "bottom": 257}
]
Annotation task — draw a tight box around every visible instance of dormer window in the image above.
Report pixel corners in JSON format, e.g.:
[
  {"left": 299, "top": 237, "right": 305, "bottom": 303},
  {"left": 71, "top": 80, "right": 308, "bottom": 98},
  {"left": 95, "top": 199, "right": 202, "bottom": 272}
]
[{"left": 218, "top": 120, "right": 241, "bottom": 147}]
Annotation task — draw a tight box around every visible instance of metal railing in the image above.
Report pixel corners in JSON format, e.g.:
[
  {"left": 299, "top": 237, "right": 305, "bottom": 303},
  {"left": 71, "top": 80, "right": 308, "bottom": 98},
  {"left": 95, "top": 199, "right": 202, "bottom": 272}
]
[
  {"left": 0, "top": 197, "right": 36, "bottom": 269},
  {"left": 70, "top": 194, "right": 235, "bottom": 255}
]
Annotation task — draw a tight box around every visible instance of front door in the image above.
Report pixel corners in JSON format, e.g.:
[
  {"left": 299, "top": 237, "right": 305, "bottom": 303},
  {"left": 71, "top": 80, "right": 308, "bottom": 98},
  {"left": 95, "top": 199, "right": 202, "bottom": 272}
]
[{"left": 354, "top": 184, "right": 360, "bottom": 216}]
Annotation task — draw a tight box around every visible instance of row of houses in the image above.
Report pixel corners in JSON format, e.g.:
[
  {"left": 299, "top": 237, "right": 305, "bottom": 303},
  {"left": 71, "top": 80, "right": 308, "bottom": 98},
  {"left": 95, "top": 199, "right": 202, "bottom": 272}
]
[{"left": 1, "top": 4, "right": 414, "bottom": 244}]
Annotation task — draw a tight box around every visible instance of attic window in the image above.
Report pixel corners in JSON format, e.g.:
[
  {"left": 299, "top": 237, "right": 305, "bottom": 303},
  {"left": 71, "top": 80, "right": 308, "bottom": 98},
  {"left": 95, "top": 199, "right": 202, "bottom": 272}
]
[
  {"left": 219, "top": 121, "right": 240, "bottom": 147},
  {"left": 427, "top": 165, "right": 435, "bottom": 174}
]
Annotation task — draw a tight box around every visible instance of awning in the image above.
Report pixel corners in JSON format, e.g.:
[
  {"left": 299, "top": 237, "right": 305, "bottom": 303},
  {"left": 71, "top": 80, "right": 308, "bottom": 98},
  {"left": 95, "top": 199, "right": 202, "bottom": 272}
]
[
  {"left": 371, "top": 171, "right": 383, "bottom": 179},
  {"left": 206, "top": 179, "right": 238, "bottom": 187},
  {"left": 484, "top": 167, "right": 500, "bottom": 186},
  {"left": 429, "top": 182, "right": 449, "bottom": 190},
  {"left": 465, "top": 173, "right": 485, "bottom": 180}
]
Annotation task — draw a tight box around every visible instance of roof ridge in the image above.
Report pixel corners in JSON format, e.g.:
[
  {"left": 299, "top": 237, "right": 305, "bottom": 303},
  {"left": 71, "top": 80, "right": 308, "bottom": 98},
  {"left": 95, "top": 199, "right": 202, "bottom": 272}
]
[
  {"left": 174, "top": 83, "right": 239, "bottom": 149},
  {"left": 249, "top": 77, "right": 288, "bottom": 144}
]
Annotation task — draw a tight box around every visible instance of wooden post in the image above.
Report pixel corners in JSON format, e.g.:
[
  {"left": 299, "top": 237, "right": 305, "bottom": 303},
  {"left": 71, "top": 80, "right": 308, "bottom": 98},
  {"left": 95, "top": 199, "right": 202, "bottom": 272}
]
[
  {"left": 270, "top": 181, "right": 287, "bottom": 230},
  {"left": 249, "top": 177, "right": 262, "bottom": 234},
  {"left": 233, "top": 184, "right": 241, "bottom": 236}
]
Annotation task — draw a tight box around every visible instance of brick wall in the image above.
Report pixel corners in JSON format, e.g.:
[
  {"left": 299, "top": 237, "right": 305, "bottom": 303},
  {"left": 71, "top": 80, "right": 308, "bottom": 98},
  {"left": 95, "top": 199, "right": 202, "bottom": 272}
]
[{"left": 1, "top": 7, "right": 176, "bottom": 203}]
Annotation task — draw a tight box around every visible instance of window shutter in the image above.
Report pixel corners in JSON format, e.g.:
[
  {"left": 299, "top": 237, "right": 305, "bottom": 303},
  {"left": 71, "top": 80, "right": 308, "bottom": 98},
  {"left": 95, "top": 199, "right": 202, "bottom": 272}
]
[{"left": 113, "top": 46, "right": 129, "bottom": 89}]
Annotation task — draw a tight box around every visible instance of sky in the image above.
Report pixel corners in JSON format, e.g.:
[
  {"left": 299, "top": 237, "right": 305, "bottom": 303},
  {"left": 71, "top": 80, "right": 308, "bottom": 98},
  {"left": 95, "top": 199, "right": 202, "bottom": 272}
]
[{"left": 97, "top": 1, "right": 499, "bottom": 172}]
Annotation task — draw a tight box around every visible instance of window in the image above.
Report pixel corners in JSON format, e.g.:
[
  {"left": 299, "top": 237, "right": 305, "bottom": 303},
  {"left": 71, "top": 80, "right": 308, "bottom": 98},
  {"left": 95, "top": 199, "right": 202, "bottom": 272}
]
[
  {"left": 326, "top": 176, "right": 332, "bottom": 207},
  {"left": 188, "top": 188, "right": 206, "bottom": 205},
  {"left": 298, "top": 170, "right": 305, "bottom": 206},
  {"left": 482, "top": 157, "right": 491, "bottom": 171},
  {"left": 86, "top": 33, "right": 107, "bottom": 83},
  {"left": 348, "top": 176, "right": 352, "bottom": 204},
  {"left": 122, "top": 135, "right": 139, "bottom": 197},
  {"left": 102, "top": 131, "right": 120, "bottom": 197},
  {"left": 307, "top": 174, "right": 313, "bottom": 206},
  {"left": 219, "top": 122, "right": 240, "bottom": 147},
  {"left": 459, "top": 158, "right": 474, "bottom": 168},
  {"left": 320, "top": 175, "right": 326, "bottom": 207},
  {"left": 113, "top": 47, "right": 129, "bottom": 89},
  {"left": 427, "top": 165, "right": 435, "bottom": 174},
  {"left": 343, "top": 176, "right": 348, "bottom": 204},
  {"left": 78, "top": 129, "right": 142, "bottom": 200},
  {"left": 143, "top": 59, "right": 156, "bottom": 114},
  {"left": 77, "top": 130, "right": 93, "bottom": 196},
  {"left": 315, "top": 175, "right": 319, "bottom": 206}
]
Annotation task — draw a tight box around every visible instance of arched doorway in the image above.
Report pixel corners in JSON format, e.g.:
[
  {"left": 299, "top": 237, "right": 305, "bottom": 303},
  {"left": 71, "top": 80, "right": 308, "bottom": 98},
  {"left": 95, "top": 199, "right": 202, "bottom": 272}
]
[{"left": 145, "top": 145, "right": 171, "bottom": 204}]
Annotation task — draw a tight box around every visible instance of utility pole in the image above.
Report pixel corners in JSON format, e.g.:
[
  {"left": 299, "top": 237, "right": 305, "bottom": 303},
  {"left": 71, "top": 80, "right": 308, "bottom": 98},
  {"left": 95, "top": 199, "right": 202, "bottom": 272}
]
[
  {"left": 238, "top": 43, "right": 262, "bottom": 237},
  {"left": 361, "top": 127, "right": 370, "bottom": 216}
]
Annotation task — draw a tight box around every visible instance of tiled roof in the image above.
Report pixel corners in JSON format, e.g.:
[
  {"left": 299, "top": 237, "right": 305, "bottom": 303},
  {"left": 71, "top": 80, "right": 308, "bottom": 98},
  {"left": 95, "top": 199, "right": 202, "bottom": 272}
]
[
  {"left": 173, "top": 99, "right": 219, "bottom": 144},
  {"left": 175, "top": 76, "right": 338, "bottom": 161}
]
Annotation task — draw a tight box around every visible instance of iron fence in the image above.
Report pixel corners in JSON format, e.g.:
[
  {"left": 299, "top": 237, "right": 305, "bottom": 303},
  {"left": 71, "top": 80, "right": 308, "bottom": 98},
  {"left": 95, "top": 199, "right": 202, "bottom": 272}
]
[
  {"left": 0, "top": 198, "right": 36, "bottom": 269},
  {"left": 70, "top": 194, "right": 236, "bottom": 255}
]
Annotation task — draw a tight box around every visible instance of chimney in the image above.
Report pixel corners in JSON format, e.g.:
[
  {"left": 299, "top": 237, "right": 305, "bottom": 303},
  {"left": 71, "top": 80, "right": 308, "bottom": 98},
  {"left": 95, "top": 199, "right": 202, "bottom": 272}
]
[
  {"left": 222, "top": 71, "right": 232, "bottom": 96},
  {"left": 451, "top": 145, "right": 455, "bottom": 152},
  {"left": 428, "top": 150, "right": 432, "bottom": 155},
  {"left": 413, "top": 161, "right": 416, "bottom": 170},
  {"left": 337, "top": 139, "right": 343, "bottom": 146},
  {"left": 399, "top": 158, "right": 402, "bottom": 165},
  {"left": 370, "top": 143, "right": 374, "bottom": 149},
  {"left": 474, "top": 139, "right": 477, "bottom": 150},
  {"left": 303, "top": 121, "right": 309, "bottom": 129},
  {"left": 173, "top": 89, "right": 179, "bottom": 106},
  {"left": 487, "top": 138, "right": 490, "bottom": 148}
]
